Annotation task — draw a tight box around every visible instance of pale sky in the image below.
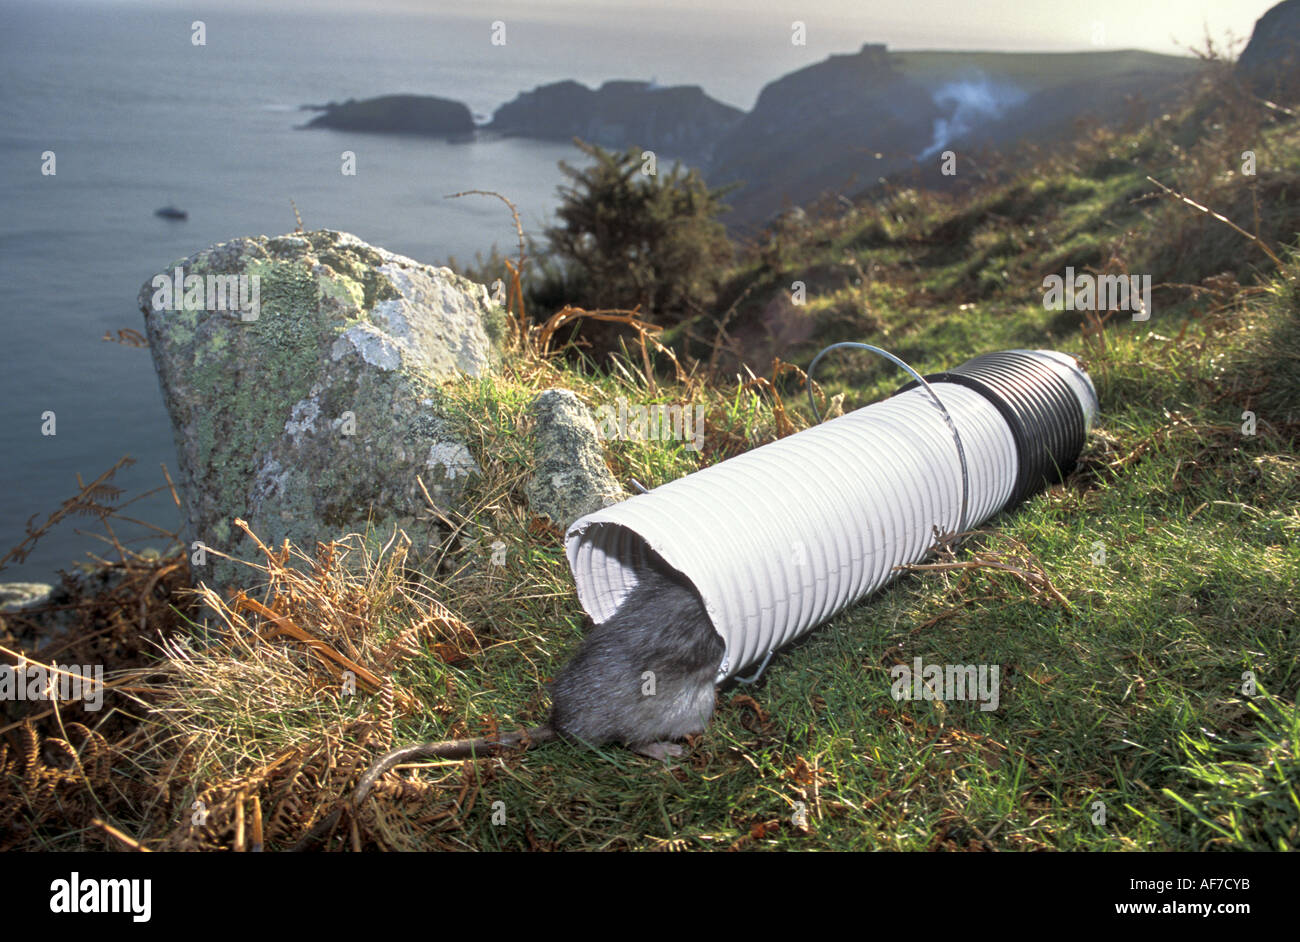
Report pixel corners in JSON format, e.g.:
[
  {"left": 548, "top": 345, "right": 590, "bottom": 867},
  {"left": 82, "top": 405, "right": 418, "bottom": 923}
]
[
  {"left": 194, "top": 0, "right": 1278, "bottom": 56},
  {"left": 35, "top": 0, "right": 1281, "bottom": 58},
  {"left": 478, "top": 1, "right": 1273, "bottom": 51}
]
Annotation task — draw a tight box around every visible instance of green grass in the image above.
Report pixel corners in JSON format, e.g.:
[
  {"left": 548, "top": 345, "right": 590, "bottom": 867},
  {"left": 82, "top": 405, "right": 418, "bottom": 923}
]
[
  {"left": 331, "top": 239, "right": 1295, "bottom": 849},
  {"left": 893, "top": 49, "right": 1202, "bottom": 89},
  {"left": 346, "top": 83, "right": 1298, "bottom": 851},
  {"left": 42, "top": 68, "right": 1292, "bottom": 852}
]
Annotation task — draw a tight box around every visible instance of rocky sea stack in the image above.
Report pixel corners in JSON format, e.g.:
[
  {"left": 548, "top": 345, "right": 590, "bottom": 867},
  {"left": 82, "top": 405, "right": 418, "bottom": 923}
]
[
  {"left": 487, "top": 79, "right": 744, "bottom": 161},
  {"left": 303, "top": 94, "right": 475, "bottom": 136}
]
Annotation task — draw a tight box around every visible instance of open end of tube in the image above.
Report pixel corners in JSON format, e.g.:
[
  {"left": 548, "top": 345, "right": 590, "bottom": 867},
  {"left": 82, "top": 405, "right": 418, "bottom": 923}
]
[{"left": 567, "top": 520, "right": 730, "bottom": 657}]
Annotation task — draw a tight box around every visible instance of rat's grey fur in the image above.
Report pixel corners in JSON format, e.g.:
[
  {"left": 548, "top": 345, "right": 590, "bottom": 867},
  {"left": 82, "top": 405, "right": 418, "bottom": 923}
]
[{"left": 548, "top": 562, "right": 724, "bottom": 752}]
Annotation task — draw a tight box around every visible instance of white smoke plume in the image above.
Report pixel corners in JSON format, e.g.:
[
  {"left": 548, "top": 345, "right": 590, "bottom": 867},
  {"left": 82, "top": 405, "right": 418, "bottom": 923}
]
[{"left": 918, "top": 74, "right": 1028, "bottom": 159}]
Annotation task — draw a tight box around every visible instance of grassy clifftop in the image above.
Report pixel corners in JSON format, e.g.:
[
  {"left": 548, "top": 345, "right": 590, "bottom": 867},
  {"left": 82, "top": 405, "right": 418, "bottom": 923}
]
[{"left": 3, "top": 61, "right": 1296, "bottom": 851}]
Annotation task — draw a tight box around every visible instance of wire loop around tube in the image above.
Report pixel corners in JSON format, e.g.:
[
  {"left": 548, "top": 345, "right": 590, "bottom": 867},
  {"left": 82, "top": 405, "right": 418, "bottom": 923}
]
[{"left": 806, "top": 341, "right": 971, "bottom": 537}]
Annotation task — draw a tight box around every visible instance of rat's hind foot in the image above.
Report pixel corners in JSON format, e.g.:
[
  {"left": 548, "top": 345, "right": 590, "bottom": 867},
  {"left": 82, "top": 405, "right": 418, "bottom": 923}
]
[{"left": 632, "top": 741, "right": 684, "bottom": 761}]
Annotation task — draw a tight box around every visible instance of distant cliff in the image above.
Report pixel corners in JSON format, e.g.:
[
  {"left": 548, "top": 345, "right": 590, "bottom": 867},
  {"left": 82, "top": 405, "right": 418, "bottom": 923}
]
[
  {"left": 705, "top": 44, "right": 1200, "bottom": 231},
  {"left": 302, "top": 94, "right": 474, "bottom": 136},
  {"left": 488, "top": 79, "right": 744, "bottom": 162},
  {"left": 705, "top": 44, "right": 937, "bottom": 231},
  {"left": 1237, "top": 0, "right": 1300, "bottom": 98}
]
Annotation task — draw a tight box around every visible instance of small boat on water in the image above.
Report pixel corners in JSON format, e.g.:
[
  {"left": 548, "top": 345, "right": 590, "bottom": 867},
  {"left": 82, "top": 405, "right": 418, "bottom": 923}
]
[{"left": 155, "top": 206, "right": 188, "bottom": 220}]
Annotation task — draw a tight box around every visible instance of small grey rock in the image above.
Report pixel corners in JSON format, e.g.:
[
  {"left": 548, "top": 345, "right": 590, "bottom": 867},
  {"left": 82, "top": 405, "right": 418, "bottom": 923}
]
[
  {"left": 0, "top": 582, "right": 54, "bottom": 613},
  {"left": 525, "top": 389, "right": 625, "bottom": 530}
]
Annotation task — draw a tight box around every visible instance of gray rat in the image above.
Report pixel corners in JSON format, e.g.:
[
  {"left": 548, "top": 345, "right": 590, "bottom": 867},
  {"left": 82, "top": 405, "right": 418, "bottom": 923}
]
[{"left": 351, "top": 561, "right": 724, "bottom": 806}]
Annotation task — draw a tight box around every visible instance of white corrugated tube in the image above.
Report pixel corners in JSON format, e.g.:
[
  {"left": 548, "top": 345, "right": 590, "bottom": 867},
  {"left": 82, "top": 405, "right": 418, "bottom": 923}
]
[{"left": 566, "top": 348, "right": 1099, "bottom": 682}]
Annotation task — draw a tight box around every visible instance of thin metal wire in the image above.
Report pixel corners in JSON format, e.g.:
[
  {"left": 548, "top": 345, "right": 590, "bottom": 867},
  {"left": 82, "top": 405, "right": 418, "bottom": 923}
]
[
  {"left": 805, "top": 341, "right": 971, "bottom": 536},
  {"left": 728, "top": 342, "right": 974, "bottom": 685},
  {"left": 734, "top": 648, "right": 775, "bottom": 685}
]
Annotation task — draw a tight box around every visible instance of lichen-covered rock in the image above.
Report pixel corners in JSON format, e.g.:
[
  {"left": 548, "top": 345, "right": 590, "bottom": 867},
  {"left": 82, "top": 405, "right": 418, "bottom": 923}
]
[
  {"left": 139, "top": 229, "right": 507, "bottom": 591},
  {"left": 525, "top": 390, "right": 625, "bottom": 529}
]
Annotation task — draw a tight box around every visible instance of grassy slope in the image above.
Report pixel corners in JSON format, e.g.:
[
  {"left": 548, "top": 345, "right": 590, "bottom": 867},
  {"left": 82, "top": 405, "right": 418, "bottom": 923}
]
[
  {"left": 10, "top": 66, "right": 1294, "bottom": 852},
  {"left": 334, "top": 76, "right": 1297, "bottom": 851},
  {"left": 893, "top": 49, "right": 1202, "bottom": 88}
]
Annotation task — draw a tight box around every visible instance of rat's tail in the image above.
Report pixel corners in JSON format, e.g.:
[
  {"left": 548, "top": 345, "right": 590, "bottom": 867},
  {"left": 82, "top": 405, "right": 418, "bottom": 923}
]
[{"left": 351, "top": 726, "right": 556, "bottom": 808}]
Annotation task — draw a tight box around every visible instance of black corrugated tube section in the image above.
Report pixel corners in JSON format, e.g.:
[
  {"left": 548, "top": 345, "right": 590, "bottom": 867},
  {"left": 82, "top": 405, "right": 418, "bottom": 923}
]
[{"left": 898, "top": 350, "right": 1087, "bottom": 510}]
